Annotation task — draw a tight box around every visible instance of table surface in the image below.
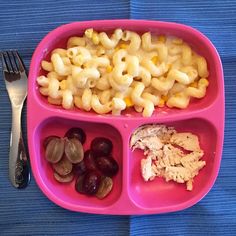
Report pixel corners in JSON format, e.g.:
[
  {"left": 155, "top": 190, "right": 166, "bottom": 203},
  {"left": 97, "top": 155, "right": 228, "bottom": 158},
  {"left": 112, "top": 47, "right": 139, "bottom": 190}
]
[{"left": 0, "top": 0, "right": 235, "bottom": 235}]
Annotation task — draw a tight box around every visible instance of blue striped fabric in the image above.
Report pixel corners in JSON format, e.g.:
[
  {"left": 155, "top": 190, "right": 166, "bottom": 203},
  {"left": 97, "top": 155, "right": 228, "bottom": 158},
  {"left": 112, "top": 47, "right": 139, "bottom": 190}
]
[{"left": 0, "top": 0, "right": 236, "bottom": 235}]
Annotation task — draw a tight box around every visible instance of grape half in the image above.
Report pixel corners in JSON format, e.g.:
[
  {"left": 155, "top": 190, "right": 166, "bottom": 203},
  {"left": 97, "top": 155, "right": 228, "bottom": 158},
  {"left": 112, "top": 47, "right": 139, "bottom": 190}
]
[
  {"left": 83, "top": 171, "right": 101, "bottom": 195},
  {"left": 54, "top": 172, "right": 74, "bottom": 183},
  {"left": 43, "top": 135, "right": 60, "bottom": 149},
  {"left": 65, "top": 138, "right": 84, "bottom": 164},
  {"left": 91, "top": 137, "right": 113, "bottom": 157},
  {"left": 84, "top": 150, "right": 97, "bottom": 171},
  {"left": 73, "top": 160, "right": 87, "bottom": 176},
  {"left": 75, "top": 175, "right": 86, "bottom": 194},
  {"left": 52, "top": 155, "right": 73, "bottom": 176},
  {"left": 95, "top": 176, "right": 113, "bottom": 199},
  {"left": 45, "top": 137, "right": 65, "bottom": 163},
  {"left": 65, "top": 127, "right": 86, "bottom": 144},
  {"left": 95, "top": 156, "right": 119, "bottom": 177}
]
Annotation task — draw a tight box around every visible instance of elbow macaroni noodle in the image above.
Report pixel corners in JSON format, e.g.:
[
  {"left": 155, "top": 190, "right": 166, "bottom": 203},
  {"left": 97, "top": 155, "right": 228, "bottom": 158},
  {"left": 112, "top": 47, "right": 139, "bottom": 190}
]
[{"left": 37, "top": 29, "right": 209, "bottom": 117}]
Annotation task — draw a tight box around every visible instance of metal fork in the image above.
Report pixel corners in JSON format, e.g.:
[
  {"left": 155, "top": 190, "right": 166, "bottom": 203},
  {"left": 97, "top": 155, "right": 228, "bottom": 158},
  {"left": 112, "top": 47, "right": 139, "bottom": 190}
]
[{"left": 1, "top": 50, "right": 30, "bottom": 188}]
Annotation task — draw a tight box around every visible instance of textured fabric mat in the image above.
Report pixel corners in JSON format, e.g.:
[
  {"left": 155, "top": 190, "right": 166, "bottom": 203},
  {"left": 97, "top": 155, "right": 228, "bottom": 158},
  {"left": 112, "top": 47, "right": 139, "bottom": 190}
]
[{"left": 0, "top": 0, "right": 235, "bottom": 235}]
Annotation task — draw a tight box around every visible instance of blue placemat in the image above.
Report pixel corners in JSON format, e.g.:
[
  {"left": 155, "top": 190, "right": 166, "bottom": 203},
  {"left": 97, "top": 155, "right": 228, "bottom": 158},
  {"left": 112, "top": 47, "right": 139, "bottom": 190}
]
[{"left": 0, "top": 0, "right": 236, "bottom": 235}]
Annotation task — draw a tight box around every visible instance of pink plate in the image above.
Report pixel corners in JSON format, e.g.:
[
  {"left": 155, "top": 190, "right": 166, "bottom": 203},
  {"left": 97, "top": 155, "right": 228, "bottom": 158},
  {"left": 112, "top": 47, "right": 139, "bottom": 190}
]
[{"left": 28, "top": 20, "right": 224, "bottom": 215}]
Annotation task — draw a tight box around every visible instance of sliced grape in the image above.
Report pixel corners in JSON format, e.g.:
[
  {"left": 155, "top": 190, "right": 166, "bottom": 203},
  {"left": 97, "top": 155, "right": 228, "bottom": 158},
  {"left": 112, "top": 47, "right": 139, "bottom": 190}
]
[
  {"left": 96, "top": 176, "right": 113, "bottom": 199},
  {"left": 45, "top": 137, "right": 65, "bottom": 163},
  {"left": 65, "top": 127, "right": 86, "bottom": 144},
  {"left": 95, "top": 156, "right": 119, "bottom": 177},
  {"left": 75, "top": 175, "right": 86, "bottom": 194},
  {"left": 83, "top": 171, "right": 101, "bottom": 195},
  {"left": 74, "top": 160, "right": 87, "bottom": 176},
  {"left": 65, "top": 138, "right": 84, "bottom": 164},
  {"left": 43, "top": 135, "right": 60, "bottom": 149},
  {"left": 54, "top": 172, "right": 74, "bottom": 183},
  {"left": 91, "top": 137, "right": 113, "bottom": 157},
  {"left": 52, "top": 155, "right": 73, "bottom": 176},
  {"left": 84, "top": 150, "right": 97, "bottom": 171}
]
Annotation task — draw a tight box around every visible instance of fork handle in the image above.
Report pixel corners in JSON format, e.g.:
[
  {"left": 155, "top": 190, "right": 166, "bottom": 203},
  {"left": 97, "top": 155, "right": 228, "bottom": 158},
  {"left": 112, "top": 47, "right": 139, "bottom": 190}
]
[{"left": 9, "top": 104, "right": 30, "bottom": 188}]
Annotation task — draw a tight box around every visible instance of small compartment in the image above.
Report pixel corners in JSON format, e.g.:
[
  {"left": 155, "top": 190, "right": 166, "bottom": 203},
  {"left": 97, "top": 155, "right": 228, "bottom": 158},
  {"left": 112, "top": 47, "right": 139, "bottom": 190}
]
[
  {"left": 33, "top": 117, "right": 123, "bottom": 210},
  {"left": 128, "top": 118, "right": 219, "bottom": 210}
]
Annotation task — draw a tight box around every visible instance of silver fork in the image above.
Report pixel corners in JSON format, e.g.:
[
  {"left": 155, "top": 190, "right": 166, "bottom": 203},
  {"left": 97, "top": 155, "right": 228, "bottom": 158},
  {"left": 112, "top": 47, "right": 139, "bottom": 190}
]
[{"left": 1, "top": 50, "right": 30, "bottom": 188}]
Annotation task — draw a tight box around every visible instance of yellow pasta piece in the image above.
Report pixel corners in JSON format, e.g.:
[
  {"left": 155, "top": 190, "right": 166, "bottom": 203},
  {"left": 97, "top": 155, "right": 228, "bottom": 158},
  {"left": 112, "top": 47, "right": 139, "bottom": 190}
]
[
  {"left": 158, "top": 98, "right": 165, "bottom": 107},
  {"left": 74, "top": 95, "right": 83, "bottom": 109},
  {"left": 120, "top": 43, "right": 127, "bottom": 49},
  {"left": 41, "top": 61, "right": 54, "bottom": 72},
  {"left": 39, "top": 87, "right": 49, "bottom": 96},
  {"left": 200, "top": 78, "right": 209, "bottom": 86},
  {"left": 166, "top": 93, "right": 190, "bottom": 109},
  {"left": 67, "top": 36, "right": 86, "bottom": 48},
  {"left": 85, "top": 28, "right": 93, "bottom": 38},
  {"left": 60, "top": 80, "right": 67, "bottom": 90},
  {"left": 189, "top": 81, "right": 198, "bottom": 88},
  {"left": 158, "top": 35, "right": 166, "bottom": 43},
  {"left": 151, "top": 56, "right": 159, "bottom": 65},
  {"left": 92, "top": 32, "right": 100, "bottom": 45},
  {"left": 124, "top": 97, "right": 134, "bottom": 107},
  {"left": 114, "top": 47, "right": 120, "bottom": 52},
  {"left": 157, "top": 95, "right": 168, "bottom": 107},
  {"left": 172, "top": 38, "right": 183, "bottom": 45},
  {"left": 37, "top": 75, "right": 49, "bottom": 87},
  {"left": 162, "top": 95, "right": 168, "bottom": 101},
  {"left": 48, "top": 97, "right": 62, "bottom": 105},
  {"left": 106, "top": 65, "right": 113, "bottom": 73}
]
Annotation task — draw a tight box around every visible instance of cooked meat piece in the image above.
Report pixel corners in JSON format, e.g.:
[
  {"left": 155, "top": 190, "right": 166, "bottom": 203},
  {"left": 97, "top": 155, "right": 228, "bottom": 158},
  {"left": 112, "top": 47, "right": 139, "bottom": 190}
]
[
  {"left": 170, "top": 132, "right": 201, "bottom": 151},
  {"left": 180, "top": 150, "right": 204, "bottom": 167},
  {"left": 141, "top": 156, "right": 156, "bottom": 181},
  {"left": 186, "top": 179, "right": 193, "bottom": 191},
  {"left": 130, "top": 124, "right": 176, "bottom": 148},
  {"left": 164, "top": 166, "right": 193, "bottom": 183},
  {"left": 132, "top": 136, "right": 163, "bottom": 152}
]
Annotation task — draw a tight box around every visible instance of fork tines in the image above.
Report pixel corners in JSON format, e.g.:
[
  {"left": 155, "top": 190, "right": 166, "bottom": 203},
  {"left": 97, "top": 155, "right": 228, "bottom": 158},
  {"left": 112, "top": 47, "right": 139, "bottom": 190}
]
[{"left": 1, "top": 50, "right": 25, "bottom": 74}]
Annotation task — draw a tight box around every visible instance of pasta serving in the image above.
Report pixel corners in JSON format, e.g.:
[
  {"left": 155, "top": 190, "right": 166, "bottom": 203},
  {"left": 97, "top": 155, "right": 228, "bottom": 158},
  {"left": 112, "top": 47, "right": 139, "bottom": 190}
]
[{"left": 37, "top": 28, "right": 209, "bottom": 117}]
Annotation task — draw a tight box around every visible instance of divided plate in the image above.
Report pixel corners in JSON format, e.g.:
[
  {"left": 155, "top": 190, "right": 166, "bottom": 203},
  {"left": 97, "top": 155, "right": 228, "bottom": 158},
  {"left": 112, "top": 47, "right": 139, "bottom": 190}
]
[{"left": 28, "top": 20, "right": 224, "bottom": 214}]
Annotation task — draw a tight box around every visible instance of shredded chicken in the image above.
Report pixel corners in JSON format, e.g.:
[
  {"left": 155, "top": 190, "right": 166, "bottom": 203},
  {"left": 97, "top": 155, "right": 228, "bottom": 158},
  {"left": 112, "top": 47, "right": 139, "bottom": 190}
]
[
  {"left": 130, "top": 124, "right": 205, "bottom": 191},
  {"left": 133, "top": 136, "right": 163, "bottom": 152},
  {"left": 130, "top": 124, "right": 176, "bottom": 148},
  {"left": 141, "top": 156, "right": 156, "bottom": 181},
  {"left": 170, "top": 132, "right": 201, "bottom": 151},
  {"left": 186, "top": 179, "right": 194, "bottom": 191}
]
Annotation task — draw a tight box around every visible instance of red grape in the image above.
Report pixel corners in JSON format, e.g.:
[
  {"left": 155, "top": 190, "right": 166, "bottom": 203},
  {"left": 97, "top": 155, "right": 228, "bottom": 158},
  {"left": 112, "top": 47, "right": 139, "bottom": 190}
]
[
  {"left": 73, "top": 160, "right": 87, "bottom": 176},
  {"left": 91, "top": 137, "right": 113, "bottom": 157},
  {"left": 75, "top": 175, "right": 86, "bottom": 194},
  {"left": 95, "top": 156, "right": 119, "bottom": 177},
  {"left": 65, "top": 127, "right": 86, "bottom": 144},
  {"left": 83, "top": 171, "right": 101, "bottom": 195},
  {"left": 84, "top": 150, "right": 97, "bottom": 171}
]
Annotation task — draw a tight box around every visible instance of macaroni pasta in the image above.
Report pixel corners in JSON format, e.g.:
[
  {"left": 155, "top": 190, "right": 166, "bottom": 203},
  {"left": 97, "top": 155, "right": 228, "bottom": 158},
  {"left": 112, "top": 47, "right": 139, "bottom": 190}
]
[{"left": 37, "top": 29, "right": 209, "bottom": 116}]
